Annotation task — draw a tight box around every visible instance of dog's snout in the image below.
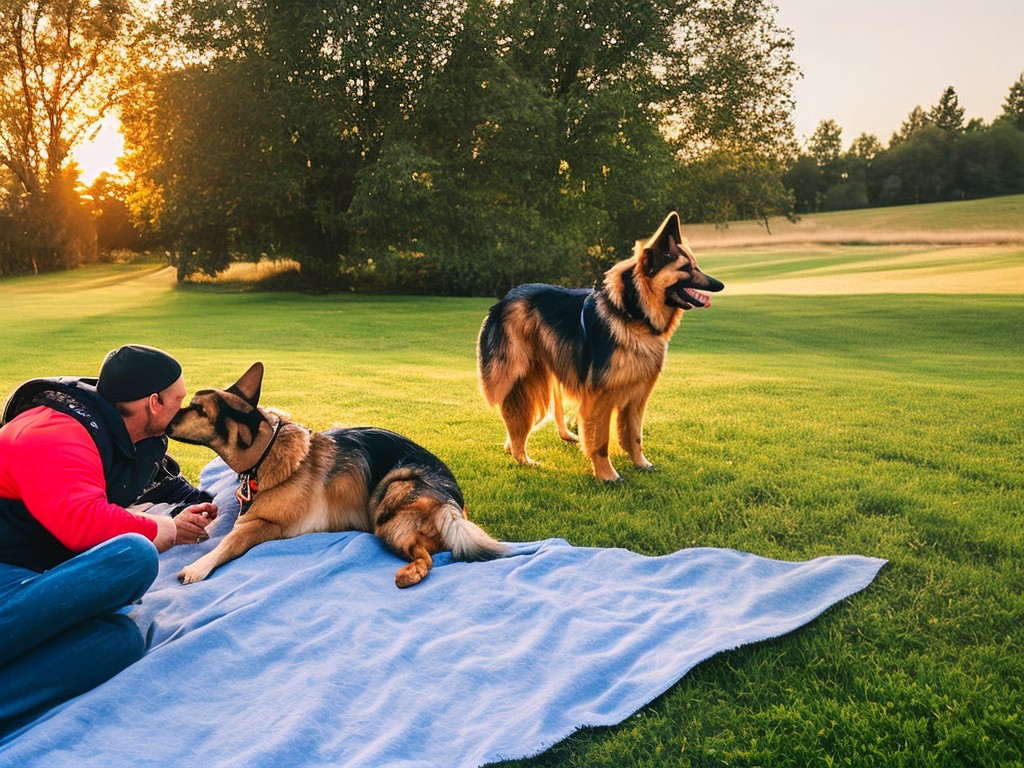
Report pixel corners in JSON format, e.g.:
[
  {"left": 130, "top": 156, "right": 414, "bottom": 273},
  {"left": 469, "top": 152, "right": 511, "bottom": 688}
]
[
  {"left": 701, "top": 273, "right": 725, "bottom": 292},
  {"left": 168, "top": 403, "right": 196, "bottom": 429}
]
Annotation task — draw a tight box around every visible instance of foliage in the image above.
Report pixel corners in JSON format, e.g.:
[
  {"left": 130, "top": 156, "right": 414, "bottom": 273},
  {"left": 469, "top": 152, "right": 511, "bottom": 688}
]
[
  {"left": 669, "top": 0, "right": 798, "bottom": 163},
  {"left": 0, "top": 0, "right": 136, "bottom": 274},
  {"left": 0, "top": 168, "right": 96, "bottom": 275},
  {"left": 929, "top": 85, "right": 966, "bottom": 134},
  {"left": 675, "top": 149, "right": 794, "bottom": 227},
  {"left": 807, "top": 118, "right": 844, "bottom": 171},
  {"left": 121, "top": 0, "right": 798, "bottom": 292},
  {"left": 786, "top": 79, "right": 1024, "bottom": 213},
  {"left": 1001, "top": 73, "right": 1024, "bottom": 131},
  {"left": 86, "top": 173, "right": 141, "bottom": 253}
]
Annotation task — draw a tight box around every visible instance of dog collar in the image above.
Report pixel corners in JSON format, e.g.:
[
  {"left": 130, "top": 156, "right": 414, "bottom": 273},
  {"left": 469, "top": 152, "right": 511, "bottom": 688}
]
[
  {"left": 235, "top": 417, "right": 283, "bottom": 515},
  {"left": 600, "top": 288, "right": 666, "bottom": 336}
]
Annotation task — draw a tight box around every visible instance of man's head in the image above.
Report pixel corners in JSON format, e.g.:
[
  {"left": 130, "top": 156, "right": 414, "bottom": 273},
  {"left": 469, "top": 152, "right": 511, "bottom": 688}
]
[{"left": 98, "top": 344, "right": 187, "bottom": 441}]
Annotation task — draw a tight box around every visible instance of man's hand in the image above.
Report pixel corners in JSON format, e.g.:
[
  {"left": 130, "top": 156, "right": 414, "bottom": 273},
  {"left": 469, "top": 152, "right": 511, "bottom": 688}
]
[{"left": 173, "top": 502, "right": 219, "bottom": 546}]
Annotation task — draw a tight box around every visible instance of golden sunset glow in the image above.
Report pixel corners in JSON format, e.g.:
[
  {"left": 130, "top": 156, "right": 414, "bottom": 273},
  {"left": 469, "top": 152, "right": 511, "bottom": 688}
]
[{"left": 73, "top": 115, "right": 125, "bottom": 187}]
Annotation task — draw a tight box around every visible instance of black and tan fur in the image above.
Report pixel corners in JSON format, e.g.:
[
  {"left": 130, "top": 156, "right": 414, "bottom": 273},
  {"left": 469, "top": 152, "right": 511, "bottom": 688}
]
[
  {"left": 167, "top": 363, "right": 505, "bottom": 587},
  {"left": 477, "top": 212, "right": 724, "bottom": 482}
]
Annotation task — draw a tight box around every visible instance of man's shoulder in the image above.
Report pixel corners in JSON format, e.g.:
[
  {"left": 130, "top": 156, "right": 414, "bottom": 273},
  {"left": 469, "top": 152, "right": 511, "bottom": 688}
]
[
  {"left": 2, "top": 377, "right": 102, "bottom": 427},
  {"left": 4, "top": 405, "right": 95, "bottom": 443}
]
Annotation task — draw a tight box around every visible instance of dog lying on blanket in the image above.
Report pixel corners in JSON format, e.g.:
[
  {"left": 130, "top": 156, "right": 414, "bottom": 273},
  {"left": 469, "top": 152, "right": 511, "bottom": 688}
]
[
  {"left": 166, "top": 363, "right": 506, "bottom": 587},
  {"left": 478, "top": 211, "right": 724, "bottom": 482}
]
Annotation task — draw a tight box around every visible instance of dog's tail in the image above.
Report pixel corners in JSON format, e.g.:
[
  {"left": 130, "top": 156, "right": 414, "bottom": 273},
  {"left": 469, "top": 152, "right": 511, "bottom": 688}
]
[
  {"left": 477, "top": 302, "right": 508, "bottom": 406},
  {"left": 479, "top": 298, "right": 538, "bottom": 408},
  {"left": 439, "top": 503, "right": 508, "bottom": 562}
]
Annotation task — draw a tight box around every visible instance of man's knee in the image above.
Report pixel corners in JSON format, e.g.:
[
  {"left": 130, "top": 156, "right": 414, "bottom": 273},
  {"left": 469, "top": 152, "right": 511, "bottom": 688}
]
[
  {"left": 96, "top": 613, "right": 147, "bottom": 666},
  {"left": 98, "top": 534, "right": 159, "bottom": 603}
]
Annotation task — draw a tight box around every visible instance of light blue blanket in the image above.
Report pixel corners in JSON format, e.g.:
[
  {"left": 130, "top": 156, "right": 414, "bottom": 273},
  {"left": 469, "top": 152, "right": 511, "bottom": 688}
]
[{"left": 1, "top": 459, "right": 884, "bottom": 767}]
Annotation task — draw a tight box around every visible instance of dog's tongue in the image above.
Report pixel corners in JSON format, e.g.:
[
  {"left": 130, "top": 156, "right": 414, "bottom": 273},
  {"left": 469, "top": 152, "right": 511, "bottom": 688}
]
[{"left": 684, "top": 288, "right": 711, "bottom": 308}]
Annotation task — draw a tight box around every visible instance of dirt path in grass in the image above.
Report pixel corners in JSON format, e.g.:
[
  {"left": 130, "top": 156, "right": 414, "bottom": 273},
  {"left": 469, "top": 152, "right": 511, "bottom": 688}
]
[{"left": 722, "top": 263, "right": 1024, "bottom": 295}]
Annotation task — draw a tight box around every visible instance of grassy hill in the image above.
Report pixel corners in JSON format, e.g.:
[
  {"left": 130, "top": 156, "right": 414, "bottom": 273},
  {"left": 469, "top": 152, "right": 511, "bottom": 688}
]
[
  {"left": 683, "top": 195, "right": 1024, "bottom": 296},
  {"left": 1, "top": 199, "right": 1022, "bottom": 767}
]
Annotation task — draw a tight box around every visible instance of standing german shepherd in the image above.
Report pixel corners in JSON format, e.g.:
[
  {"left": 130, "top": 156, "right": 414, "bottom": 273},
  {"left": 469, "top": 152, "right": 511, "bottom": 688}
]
[
  {"left": 477, "top": 212, "right": 724, "bottom": 482},
  {"left": 166, "top": 363, "right": 505, "bottom": 587}
]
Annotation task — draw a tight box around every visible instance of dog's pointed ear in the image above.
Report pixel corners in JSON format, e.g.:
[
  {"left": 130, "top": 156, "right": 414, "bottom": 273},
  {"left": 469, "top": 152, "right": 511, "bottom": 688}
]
[
  {"left": 640, "top": 212, "right": 684, "bottom": 277},
  {"left": 226, "top": 362, "right": 264, "bottom": 408}
]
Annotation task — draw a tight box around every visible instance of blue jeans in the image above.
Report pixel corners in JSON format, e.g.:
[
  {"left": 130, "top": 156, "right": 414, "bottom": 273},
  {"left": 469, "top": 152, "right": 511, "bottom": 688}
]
[{"left": 0, "top": 534, "right": 159, "bottom": 735}]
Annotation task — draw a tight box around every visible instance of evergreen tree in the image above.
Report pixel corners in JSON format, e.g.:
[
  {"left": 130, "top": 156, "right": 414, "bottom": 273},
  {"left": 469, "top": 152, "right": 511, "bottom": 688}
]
[
  {"left": 930, "top": 86, "right": 966, "bottom": 134},
  {"left": 892, "top": 106, "right": 930, "bottom": 144},
  {"left": 1002, "top": 73, "right": 1024, "bottom": 131}
]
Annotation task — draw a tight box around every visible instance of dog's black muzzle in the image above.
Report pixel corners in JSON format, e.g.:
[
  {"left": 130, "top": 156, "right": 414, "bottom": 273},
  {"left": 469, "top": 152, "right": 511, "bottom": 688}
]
[{"left": 667, "top": 272, "right": 724, "bottom": 310}]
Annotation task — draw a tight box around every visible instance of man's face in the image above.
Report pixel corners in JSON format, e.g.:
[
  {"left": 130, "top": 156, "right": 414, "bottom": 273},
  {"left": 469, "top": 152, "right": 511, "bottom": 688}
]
[{"left": 147, "top": 375, "right": 187, "bottom": 437}]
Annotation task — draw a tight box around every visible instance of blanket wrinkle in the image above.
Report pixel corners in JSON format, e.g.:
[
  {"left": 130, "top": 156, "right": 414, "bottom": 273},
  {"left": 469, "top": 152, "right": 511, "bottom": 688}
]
[{"left": 0, "top": 458, "right": 885, "bottom": 768}]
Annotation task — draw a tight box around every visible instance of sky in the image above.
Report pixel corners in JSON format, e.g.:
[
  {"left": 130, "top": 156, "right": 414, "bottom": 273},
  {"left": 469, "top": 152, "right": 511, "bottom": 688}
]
[
  {"left": 75, "top": 0, "right": 1024, "bottom": 182},
  {"left": 75, "top": 116, "right": 124, "bottom": 187},
  {"left": 775, "top": 0, "right": 1024, "bottom": 147}
]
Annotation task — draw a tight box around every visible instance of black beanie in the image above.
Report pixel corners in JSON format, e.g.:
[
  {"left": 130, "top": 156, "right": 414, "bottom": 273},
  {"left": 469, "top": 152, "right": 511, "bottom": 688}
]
[{"left": 97, "top": 344, "right": 182, "bottom": 403}]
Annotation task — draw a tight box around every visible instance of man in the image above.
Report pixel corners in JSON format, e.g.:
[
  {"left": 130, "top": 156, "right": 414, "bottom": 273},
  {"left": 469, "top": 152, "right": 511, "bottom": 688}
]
[{"left": 0, "top": 344, "right": 219, "bottom": 735}]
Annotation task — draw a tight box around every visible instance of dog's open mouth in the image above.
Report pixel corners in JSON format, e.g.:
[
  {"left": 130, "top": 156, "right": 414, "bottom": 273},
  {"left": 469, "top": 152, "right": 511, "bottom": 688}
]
[{"left": 668, "top": 286, "right": 712, "bottom": 310}]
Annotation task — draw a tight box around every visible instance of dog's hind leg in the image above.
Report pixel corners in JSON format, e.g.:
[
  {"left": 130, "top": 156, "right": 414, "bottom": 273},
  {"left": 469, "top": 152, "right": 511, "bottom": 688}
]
[
  {"left": 394, "top": 539, "right": 435, "bottom": 588},
  {"left": 499, "top": 375, "right": 546, "bottom": 466},
  {"left": 178, "top": 517, "right": 283, "bottom": 584},
  {"left": 371, "top": 473, "right": 445, "bottom": 587},
  {"left": 552, "top": 381, "right": 578, "bottom": 443}
]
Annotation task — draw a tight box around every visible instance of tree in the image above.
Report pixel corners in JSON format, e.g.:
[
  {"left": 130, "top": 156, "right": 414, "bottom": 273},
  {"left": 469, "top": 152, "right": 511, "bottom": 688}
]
[
  {"left": 871, "top": 124, "right": 952, "bottom": 205},
  {"left": 670, "top": 0, "right": 799, "bottom": 163},
  {"left": 1001, "top": 73, "right": 1024, "bottom": 131},
  {"left": 957, "top": 121, "right": 1024, "bottom": 197},
  {"left": 677, "top": 149, "right": 794, "bottom": 228},
  {"left": 124, "top": 0, "right": 468, "bottom": 285},
  {"left": 783, "top": 154, "right": 823, "bottom": 213},
  {"left": 87, "top": 172, "right": 140, "bottom": 253},
  {"left": 842, "top": 133, "right": 882, "bottom": 209},
  {"left": 892, "top": 106, "right": 929, "bottom": 144},
  {"left": 800, "top": 119, "right": 845, "bottom": 209},
  {"left": 930, "top": 85, "right": 965, "bottom": 134},
  {"left": 127, "top": 0, "right": 799, "bottom": 292},
  {"left": 808, "top": 119, "right": 843, "bottom": 169},
  {"left": 849, "top": 133, "right": 884, "bottom": 163},
  {"left": 0, "top": 0, "right": 136, "bottom": 273}
]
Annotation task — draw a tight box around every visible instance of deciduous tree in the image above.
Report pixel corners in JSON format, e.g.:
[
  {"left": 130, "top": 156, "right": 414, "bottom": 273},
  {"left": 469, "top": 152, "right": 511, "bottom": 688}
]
[
  {"left": 125, "top": 0, "right": 799, "bottom": 292},
  {"left": 0, "top": 0, "right": 135, "bottom": 273}
]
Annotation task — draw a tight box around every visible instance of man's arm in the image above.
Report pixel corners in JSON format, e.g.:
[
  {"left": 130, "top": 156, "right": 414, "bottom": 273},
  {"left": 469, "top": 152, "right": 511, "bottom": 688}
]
[{"left": 5, "top": 408, "right": 162, "bottom": 552}]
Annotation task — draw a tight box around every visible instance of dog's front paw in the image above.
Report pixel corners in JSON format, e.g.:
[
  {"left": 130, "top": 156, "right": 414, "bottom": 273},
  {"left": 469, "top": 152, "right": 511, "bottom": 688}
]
[
  {"left": 510, "top": 452, "right": 540, "bottom": 467},
  {"left": 634, "top": 462, "right": 657, "bottom": 473},
  {"left": 178, "top": 564, "right": 210, "bottom": 584}
]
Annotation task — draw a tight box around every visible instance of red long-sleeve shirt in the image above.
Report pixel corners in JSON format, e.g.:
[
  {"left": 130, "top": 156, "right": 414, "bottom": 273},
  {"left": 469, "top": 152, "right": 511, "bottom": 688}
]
[{"left": 0, "top": 405, "right": 158, "bottom": 553}]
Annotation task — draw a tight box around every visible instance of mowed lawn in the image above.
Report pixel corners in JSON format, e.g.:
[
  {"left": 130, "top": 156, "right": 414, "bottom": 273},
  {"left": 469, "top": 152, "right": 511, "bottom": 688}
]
[{"left": 1, "top": 198, "right": 1023, "bottom": 767}]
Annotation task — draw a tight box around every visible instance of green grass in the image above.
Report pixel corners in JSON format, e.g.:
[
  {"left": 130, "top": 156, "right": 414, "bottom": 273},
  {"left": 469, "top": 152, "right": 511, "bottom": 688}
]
[{"left": 2, "top": 201, "right": 1023, "bottom": 766}]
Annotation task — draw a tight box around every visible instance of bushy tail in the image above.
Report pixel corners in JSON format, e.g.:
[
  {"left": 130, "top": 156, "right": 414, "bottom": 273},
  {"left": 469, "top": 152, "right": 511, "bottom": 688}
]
[
  {"left": 477, "top": 302, "right": 513, "bottom": 406},
  {"left": 439, "top": 504, "right": 508, "bottom": 561}
]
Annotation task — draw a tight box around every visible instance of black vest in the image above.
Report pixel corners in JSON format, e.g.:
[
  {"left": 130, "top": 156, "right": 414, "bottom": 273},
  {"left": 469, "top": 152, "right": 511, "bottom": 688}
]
[{"left": 0, "top": 377, "right": 169, "bottom": 572}]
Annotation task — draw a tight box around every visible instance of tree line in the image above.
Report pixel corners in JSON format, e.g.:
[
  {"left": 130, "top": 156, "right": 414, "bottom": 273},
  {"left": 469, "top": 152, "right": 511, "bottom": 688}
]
[
  {"left": 2, "top": 0, "right": 797, "bottom": 290},
  {"left": 2, "top": 1, "right": 1021, "bottom": 294},
  {"left": 786, "top": 80, "right": 1024, "bottom": 213}
]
